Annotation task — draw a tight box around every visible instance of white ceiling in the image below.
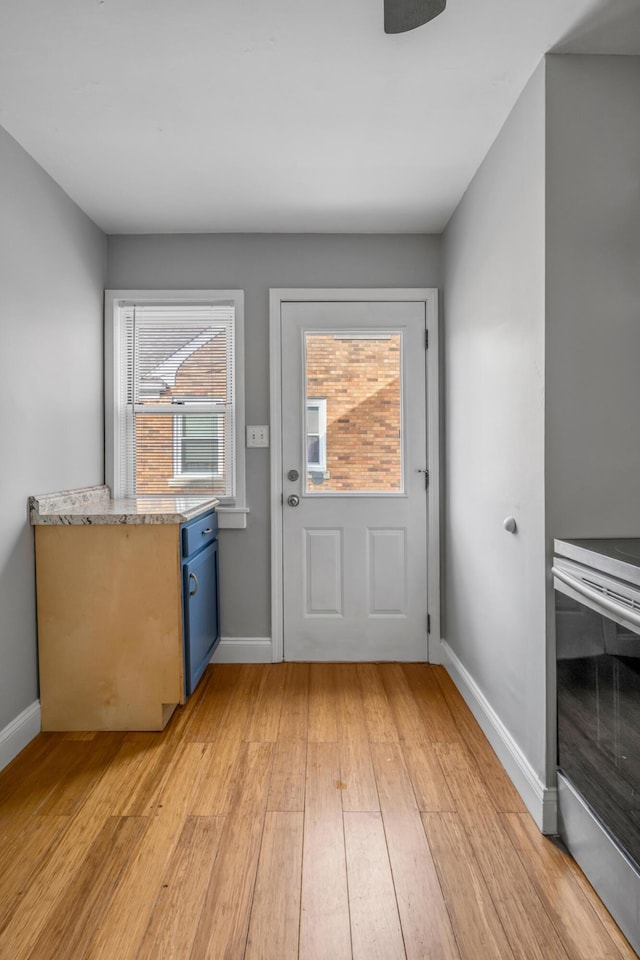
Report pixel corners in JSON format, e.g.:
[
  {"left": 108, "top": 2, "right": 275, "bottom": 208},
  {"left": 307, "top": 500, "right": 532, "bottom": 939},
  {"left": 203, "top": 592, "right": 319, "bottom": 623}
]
[{"left": 0, "top": 0, "right": 638, "bottom": 234}]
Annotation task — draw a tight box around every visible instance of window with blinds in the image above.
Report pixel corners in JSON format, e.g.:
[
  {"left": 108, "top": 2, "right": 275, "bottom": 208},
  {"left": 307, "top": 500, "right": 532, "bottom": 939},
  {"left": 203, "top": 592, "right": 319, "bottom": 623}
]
[{"left": 113, "top": 300, "right": 238, "bottom": 499}]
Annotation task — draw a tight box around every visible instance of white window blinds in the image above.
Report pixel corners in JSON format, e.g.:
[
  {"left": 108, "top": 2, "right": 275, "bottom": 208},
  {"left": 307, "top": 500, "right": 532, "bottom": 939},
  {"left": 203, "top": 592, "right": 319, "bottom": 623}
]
[{"left": 117, "top": 302, "right": 236, "bottom": 499}]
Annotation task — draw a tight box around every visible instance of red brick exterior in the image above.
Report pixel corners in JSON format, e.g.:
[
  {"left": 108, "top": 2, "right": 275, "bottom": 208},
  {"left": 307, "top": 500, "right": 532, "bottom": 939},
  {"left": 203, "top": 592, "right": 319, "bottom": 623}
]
[{"left": 305, "top": 335, "right": 402, "bottom": 492}]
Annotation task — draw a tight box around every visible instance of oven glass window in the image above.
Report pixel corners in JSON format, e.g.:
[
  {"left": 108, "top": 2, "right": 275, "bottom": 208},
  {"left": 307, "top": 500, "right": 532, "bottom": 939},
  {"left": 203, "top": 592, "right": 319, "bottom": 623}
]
[{"left": 557, "top": 593, "right": 640, "bottom": 869}]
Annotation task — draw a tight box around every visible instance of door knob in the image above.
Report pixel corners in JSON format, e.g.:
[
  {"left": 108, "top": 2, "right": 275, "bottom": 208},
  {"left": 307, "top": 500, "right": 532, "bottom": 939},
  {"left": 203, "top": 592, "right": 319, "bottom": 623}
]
[{"left": 287, "top": 495, "right": 300, "bottom": 507}]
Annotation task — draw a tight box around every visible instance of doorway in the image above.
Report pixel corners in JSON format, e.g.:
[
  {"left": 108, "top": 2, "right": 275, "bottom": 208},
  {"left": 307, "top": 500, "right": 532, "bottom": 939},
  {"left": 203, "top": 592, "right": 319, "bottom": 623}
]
[{"left": 270, "top": 289, "right": 440, "bottom": 662}]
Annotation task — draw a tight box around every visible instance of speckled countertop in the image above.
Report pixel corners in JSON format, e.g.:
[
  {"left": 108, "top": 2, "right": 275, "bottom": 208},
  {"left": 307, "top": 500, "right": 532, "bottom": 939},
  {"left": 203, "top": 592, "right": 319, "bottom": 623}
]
[{"left": 29, "top": 484, "right": 220, "bottom": 525}]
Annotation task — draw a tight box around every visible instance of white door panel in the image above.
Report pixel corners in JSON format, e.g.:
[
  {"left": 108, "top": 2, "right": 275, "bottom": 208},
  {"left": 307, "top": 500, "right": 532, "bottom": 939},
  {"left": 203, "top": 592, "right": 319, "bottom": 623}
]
[
  {"left": 368, "top": 528, "right": 407, "bottom": 616},
  {"left": 281, "top": 300, "right": 428, "bottom": 661},
  {"left": 304, "top": 528, "right": 343, "bottom": 616}
]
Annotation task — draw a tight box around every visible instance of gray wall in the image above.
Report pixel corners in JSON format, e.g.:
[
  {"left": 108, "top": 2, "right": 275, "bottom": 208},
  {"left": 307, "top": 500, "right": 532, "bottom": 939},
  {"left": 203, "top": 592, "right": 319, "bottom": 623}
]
[
  {"left": 442, "top": 53, "right": 640, "bottom": 793},
  {"left": 443, "top": 64, "right": 548, "bottom": 780},
  {"left": 0, "top": 125, "right": 106, "bottom": 731},
  {"left": 545, "top": 55, "right": 640, "bottom": 539},
  {"left": 544, "top": 54, "right": 640, "bottom": 775},
  {"left": 107, "top": 234, "right": 442, "bottom": 638}
]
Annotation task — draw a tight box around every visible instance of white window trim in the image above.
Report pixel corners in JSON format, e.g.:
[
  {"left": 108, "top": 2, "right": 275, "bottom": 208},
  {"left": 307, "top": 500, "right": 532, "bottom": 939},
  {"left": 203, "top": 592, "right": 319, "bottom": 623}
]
[{"left": 104, "top": 289, "right": 247, "bottom": 530}]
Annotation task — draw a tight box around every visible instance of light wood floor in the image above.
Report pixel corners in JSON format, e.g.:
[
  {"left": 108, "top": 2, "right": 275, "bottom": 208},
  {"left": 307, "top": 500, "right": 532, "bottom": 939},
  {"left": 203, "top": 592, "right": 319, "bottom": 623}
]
[{"left": 0, "top": 663, "right": 637, "bottom": 960}]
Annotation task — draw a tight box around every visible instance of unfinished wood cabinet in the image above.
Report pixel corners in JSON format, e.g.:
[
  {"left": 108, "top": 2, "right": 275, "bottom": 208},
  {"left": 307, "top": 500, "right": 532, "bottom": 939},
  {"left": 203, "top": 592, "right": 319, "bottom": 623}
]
[{"left": 35, "top": 522, "right": 186, "bottom": 731}]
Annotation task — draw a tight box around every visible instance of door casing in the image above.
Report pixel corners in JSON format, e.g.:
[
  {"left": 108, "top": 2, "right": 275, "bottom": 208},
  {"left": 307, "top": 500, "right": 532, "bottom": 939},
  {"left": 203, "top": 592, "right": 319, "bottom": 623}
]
[{"left": 269, "top": 288, "right": 440, "bottom": 663}]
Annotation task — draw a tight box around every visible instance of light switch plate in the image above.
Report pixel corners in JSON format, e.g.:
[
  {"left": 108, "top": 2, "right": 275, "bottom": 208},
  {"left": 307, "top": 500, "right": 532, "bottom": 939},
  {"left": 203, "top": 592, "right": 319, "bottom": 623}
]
[{"left": 246, "top": 425, "right": 269, "bottom": 448}]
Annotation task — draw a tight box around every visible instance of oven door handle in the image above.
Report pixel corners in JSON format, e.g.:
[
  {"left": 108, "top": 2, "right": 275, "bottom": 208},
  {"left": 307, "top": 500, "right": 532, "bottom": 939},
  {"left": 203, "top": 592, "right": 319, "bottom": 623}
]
[{"left": 552, "top": 565, "right": 640, "bottom": 630}]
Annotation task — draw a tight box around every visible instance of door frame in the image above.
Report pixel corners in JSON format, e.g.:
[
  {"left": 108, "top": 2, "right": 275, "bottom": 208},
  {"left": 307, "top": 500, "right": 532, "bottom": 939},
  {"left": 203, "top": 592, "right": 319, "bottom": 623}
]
[{"left": 269, "top": 288, "right": 440, "bottom": 663}]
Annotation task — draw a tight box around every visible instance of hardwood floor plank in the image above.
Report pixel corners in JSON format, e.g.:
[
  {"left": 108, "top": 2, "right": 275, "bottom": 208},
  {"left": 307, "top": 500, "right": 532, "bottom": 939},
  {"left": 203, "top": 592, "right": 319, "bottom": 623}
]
[
  {"left": 0, "top": 815, "right": 69, "bottom": 935},
  {"left": 187, "top": 663, "right": 264, "bottom": 745},
  {"left": 162, "top": 663, "right": 217, "bottom": 743},
  {"left": 458, "top": 810, "right": 572, "bottom": 960},
  {"left": 433, "top": 667, "right": 526, "bottom": 813},
  {"left": 0, "top": 737, "right": 92, "bottom": 827},
  {"left": 370, "top": 740, "right": 418, "bottom": 814},
  {"left": 26, "top": 816, "right": 145, "bottom": 960},
  {"left": 136, "top": 815, "right": 225, "bottom": 960},
  {"left": 423, "top": 811, "right": 516, "bottom": 960},
  {"left": 504, "top": 812, "right": 633, "bottom": 960},
  {"left": 189, "top": 735, "right": 244, "bottom": 816},
  {"left": 0, "top": 736, "right": 181, "bottom": 960},
  {"left": 0, "top": 734, "right": 61, "bottom": 806},
  {"left": 370, "top": 741, "right": 461, "bottom": 960},
  {"left": 299, "top": 741, "right": 352, "bottom": 960},
  {"left": 335, "top": 663, "right": 369, "bottom": 742},
  {"left": 433, "top": 740, "right": 495, "bottom": 813},
  {"left": 402, "top": 665, "right": 460, "bottom": 742},
  {"left": 344, "top": 811, "right": 406, "bottom": 960},
  {"left": 83, "top": 742, "right": 214, "bottom": 960},
  {"left": 190, "top": 742, "right": 274, "bottom": 960},
  {"left": 308, "top": 663, "right": 340, "bottom": 742},
  {"left": 186, "top": 664, "right": 243, "bottom": 741},
  {"left": 221, "top": 664, "right": 269, "bottom": 741},
  {"left": 378, "top": 663, "right": 429, "bottom": 743},
  {"left": 401, "top": 741, "right": 456, "bottom": 813},
  {"left": 436, "top": 743, "right": 570, "bottom": 960},
  {"left": 339, "top": 738, "right": 380, "bottom": 812},
  {"left": 267, "top": 739, "right": 307, "bottom": 812},
  {"left": 0, "top": 663, "right": 636, "bottom": 960},
  {"left": 37, "top": 733, "right": 124, "bottom": 817},
  {"left": 356, "top": 663, "right": 399, "bottom": 742},
  {"left": 277, "top": 662, "right": 309, "bottom": 741},
  {"left": 245, "top": 663, "right": 287, "bottom": 742},
  {"left": 108, "top": 739, "right": 177, "bottom": 817},
  {"left": 245, "top": 811, "right": 304, "bottom": 960},
  {"left": 123, "top": 729, "right": 164, "bottom": 742}
]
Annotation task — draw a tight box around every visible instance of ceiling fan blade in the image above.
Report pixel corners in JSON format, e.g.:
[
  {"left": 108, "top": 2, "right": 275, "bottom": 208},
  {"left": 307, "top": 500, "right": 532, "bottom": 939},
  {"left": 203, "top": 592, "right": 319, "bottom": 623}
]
[{"left": 384, "top": 0, "right": 446, "bottom": 34}]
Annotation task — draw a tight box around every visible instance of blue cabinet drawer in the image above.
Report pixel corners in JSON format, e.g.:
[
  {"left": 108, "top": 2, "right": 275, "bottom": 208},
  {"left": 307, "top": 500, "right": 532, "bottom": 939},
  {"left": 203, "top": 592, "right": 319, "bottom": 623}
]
[
  {"left": 183, "top": 539, "right": 220, "bottom": 695},
  {"left": 182, "top": 510, "right": 218, "bottom": 557}
]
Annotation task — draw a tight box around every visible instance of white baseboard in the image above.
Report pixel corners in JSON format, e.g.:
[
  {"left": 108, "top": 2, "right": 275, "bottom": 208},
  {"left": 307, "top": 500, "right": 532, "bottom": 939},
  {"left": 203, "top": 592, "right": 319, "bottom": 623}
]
[
  {"left": 0, "top": 701, "right": 41, "bottom": 774},
  {"left": 440, "top": 641, "right": 557, "bottom": 835},
  {"left": 210, "top": 637, "right": 274, "bottom": 664}
]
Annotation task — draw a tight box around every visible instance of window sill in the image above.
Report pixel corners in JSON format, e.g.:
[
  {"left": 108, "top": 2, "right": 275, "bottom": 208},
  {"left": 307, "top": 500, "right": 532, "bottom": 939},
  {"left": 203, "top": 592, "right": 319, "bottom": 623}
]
[{"left": 215, "top": 507, "right": 249, "bottom": 530}]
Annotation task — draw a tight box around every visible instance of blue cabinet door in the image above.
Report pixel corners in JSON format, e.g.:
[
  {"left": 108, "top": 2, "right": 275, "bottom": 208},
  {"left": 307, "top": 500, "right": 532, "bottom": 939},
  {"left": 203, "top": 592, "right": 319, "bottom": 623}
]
[{"left": 183, "top": 539, "right": 219, "bottom": 695}]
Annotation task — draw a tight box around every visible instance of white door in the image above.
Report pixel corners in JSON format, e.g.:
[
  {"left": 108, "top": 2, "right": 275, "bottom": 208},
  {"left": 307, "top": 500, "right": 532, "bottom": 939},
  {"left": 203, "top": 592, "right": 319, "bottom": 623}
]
[{"left": 281, "top": 299, "right": 429, "bottom": 661}]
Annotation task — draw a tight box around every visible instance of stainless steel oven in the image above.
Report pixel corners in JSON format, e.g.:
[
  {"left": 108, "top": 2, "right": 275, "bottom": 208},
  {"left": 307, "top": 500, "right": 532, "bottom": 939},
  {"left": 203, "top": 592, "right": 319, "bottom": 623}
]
[{"left": 554, "top": 538, "right": 640, "bottom": 953}]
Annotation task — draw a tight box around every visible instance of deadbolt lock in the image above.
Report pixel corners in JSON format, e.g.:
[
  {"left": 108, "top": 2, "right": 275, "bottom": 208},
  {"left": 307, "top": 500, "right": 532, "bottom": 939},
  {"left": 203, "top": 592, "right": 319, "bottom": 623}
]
[{"left": 287, "top": 469, "right": 299, "bottom": 482}]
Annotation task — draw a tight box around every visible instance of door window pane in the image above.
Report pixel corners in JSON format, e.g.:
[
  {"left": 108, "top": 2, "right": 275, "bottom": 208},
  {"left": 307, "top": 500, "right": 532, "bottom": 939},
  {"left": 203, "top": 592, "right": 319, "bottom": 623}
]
[{"left": 304, "top": 332, "right": 403, "bottom": 493}]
